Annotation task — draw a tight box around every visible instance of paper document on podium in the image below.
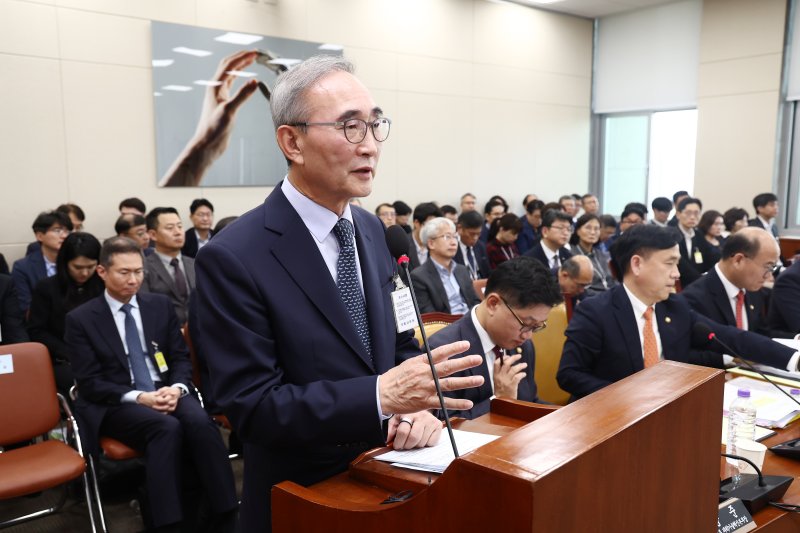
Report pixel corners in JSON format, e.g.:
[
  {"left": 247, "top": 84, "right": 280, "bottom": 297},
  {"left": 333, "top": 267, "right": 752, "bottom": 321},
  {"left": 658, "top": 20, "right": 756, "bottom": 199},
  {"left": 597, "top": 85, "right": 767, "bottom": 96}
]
[
  {"left": 375, "top": 429, "right": 500, "bottom": 474},
  {"left": 723, "top": 376, "right": 800, "bottom": 428}
]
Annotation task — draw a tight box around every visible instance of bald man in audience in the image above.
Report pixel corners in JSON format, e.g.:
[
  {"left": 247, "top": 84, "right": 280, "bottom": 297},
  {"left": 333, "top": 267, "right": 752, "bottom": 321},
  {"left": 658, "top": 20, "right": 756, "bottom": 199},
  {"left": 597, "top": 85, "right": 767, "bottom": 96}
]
[{"left": 558, "top": 255, "right": 594, "bottom": 301}]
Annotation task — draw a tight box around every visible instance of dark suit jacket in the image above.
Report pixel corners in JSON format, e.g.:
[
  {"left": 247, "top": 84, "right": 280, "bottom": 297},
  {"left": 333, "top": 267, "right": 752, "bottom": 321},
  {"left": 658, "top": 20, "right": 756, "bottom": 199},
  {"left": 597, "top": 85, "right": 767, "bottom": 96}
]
[
  {"left": 679, "top": 266, "right": 778, "bottom": 337},
  {"left": 768, "top": 260, "right": 800, "bottom": 336},
  {"left": 11, "top": 250, "right": 48, "bottom": 313},
  {"left": 0, "top": 253, "right": 8, "bottom": 275},
  {"left": 140, "top": 253, "right": 195, "bottom": 324},
  {"left": 453, "top": 240, "right": 491, "bottom": 280},
  {"left": 749, "top": 217, "right": 779, "bottom": 238},
  {"left": 557, "top": 284, "right": 796, "bottom": 399},
  {"left": 428, "top": 313, "right": 537, "bottom": 419},
  {"left": 672, "top": 227, "right": 714, "bottom": 287},
  {"left": 524, "top": 241, "right": 572, "bottom": 273},
  {"left": 410, "top": 259, "right": 480, "bottom": 314},
  {"left": 64, "top": 292, "right": 193, "bottom": 453},
  {"left": 405, "top": 232, "right": 422, "bottom": 271},
  {"left": 516, "top": 217, "right": 539, "bottom": 255},
  {"left": 181, "top": 228, "right": 212, "bottom": 259},
  {"left": 194, "top": 184, "right": 420, "bottom": 532},
  {"left": 0, "top": 274, "right": 28, "bottom": 344}
]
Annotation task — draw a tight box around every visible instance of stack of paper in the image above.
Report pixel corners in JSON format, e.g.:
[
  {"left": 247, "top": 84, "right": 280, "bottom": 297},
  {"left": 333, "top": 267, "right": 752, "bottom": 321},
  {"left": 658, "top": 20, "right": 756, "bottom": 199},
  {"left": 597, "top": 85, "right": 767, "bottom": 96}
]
[
  {"left": 374, "top": 429, "right": 500, "bottom": 474},
  {"left": 723, "top": 376, "right": 800, "bottom": 429}
]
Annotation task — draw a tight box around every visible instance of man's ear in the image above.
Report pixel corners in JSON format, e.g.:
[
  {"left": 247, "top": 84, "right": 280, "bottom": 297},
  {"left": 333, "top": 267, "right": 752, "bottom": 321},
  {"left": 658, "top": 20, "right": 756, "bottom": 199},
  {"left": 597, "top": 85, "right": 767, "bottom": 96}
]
[{"left": 276, "top": 125, "right": 304, "bottom": 166}]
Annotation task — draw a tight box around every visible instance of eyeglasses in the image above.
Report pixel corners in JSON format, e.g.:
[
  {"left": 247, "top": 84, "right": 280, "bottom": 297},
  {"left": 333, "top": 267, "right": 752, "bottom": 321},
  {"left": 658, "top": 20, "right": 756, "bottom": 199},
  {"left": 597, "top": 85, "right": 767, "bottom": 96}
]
[
  {"left": 500, "top": 296, "right": 547, "bottom": 334},
  {"left": 432, "top": 233, "right": 458, "bottom": 242},
  {"left": 48, "top": 227, "right": 70, "bottom": 236},
  {"left": 746, "top": 256, "right": 781, "bottom": 279},
  {"left": 289, "top": 117, "right": 391, "bottom": 144},
  {"left": 547, "top": 224, "right": 572, "bottom": 234}
]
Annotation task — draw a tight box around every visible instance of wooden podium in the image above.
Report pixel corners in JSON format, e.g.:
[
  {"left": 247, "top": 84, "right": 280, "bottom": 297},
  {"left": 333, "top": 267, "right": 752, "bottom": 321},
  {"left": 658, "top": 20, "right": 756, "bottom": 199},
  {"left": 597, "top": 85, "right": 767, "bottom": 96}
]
[{"left": 272, "top": 362, "right": 724, "bottom": 532}]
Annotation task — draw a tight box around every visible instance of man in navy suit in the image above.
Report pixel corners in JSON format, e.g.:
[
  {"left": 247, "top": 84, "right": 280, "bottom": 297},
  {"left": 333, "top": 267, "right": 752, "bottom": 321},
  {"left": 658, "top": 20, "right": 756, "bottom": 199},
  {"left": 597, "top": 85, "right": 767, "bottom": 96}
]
[
  {"left": 65, "top": 237, "right": 237, "bottom": 533},
  {"left": 428, "top": 257, "right": 562, "bottom": 419},
  {"left": 557, "top": 225, "right": 800, "bottom": 400},
  {"left": 182, "top": 198, "right": 214, "bottom": 258},
  {"left": 194, "top": 56, "right": 483, "bottom": 532},
  {"left": 524, "top": 210, "right": 573, "bottom": 273},
  {"left": 0, "top": 274, "right": 28, "bottom": 345},
  {"left": 671, "top": 197, "right": 715, "bottom": 287},
  {"left": 749, "top": 192, "right": 780, "bottom": 238},
  {"left": 454, "top": 210, "right": 491, "bottom": 279},
  {"left": 411, "top": 217, "right": 481, "bottom": 314},
  {"left": 768, "top": 259, "right": 800, "bottom": 336},
  {"left": 680, "top": 227, "right": 786, "bottom": 339}
]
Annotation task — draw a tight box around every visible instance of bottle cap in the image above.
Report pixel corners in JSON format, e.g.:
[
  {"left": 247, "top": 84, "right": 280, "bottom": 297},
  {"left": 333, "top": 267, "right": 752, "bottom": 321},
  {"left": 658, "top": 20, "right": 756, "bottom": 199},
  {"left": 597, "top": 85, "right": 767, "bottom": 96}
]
[{"left": 737, "top": 389, "right": 751, "bottom": 398}]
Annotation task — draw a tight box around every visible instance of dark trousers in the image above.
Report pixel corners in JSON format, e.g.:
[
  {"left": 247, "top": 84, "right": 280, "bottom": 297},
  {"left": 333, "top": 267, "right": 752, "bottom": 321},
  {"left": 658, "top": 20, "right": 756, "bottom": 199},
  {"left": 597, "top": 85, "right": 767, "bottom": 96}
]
[{"left": 101, "top": 396, "right": 237, "bottom": 527}]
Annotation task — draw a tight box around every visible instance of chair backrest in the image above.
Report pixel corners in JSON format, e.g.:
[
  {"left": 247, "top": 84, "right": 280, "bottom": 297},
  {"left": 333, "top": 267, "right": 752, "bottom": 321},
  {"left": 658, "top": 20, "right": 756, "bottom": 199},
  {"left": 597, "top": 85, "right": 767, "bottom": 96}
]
[
  {"left": 414, "top": 313, "right": 462, "bottom": 346},
  {"left": 531, "top": 304, "right": 570, "bottom": 405},
  {"left": 0, "top": 342, "right": 60, "bottom": 445}
]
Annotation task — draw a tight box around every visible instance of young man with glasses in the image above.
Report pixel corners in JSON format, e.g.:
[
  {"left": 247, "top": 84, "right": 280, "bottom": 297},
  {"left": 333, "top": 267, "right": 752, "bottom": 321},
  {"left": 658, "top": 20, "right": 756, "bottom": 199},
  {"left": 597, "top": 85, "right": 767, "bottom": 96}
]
[
  {"left": 524, "top": 210, "right": 573, "bottom": 274},
  {"left": 557, "top": 225, "right": 800, "bottom": 400},
  {"left": 12, "top": 210, "right": 72, "bottom": 314},
  {"left": 410, "top": 217, "right": 481, "bottom": 314},
  {"left": 672, "top": 196, "right": 714, "bottom": 287},
  {"left": 428, "top": 256, "right": 563, "bottom": 419}
]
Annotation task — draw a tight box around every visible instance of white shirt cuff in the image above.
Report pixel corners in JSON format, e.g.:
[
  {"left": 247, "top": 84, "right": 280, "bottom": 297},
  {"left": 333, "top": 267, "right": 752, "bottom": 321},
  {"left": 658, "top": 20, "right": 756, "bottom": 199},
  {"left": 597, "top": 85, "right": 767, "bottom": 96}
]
[
  {"left": 376, "top": 375, "right": 392, "bottom": 423},
  {"left": 787, "top": 351, "right": 800, "bottom": 373}
]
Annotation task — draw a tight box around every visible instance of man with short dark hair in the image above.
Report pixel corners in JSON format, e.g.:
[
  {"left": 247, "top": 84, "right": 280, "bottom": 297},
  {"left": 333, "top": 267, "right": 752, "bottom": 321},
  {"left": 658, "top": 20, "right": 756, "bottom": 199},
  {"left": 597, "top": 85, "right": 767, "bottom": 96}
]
[
  {"left": 65, "top": 237, "right": 237, "bottom": 533},
  {"left": 440, "top": 204, "right": 458, "bottom": 223},
  {"left": 141, "top": 207, "right": 194, "bottom": 324},
  {"left": 374, "top": 203, "right": 396, "bottom": 227},
  {"left": 559, "top": 195, "right": 577, "bottom": 220},
  {"left": 115, "top": 214, "right": 152, "bottom": 255},
  {"left": 12, "top": 210, "right": 72, "bottom": 313},
  {"left": 429, "top": 257, "right": 563, "bottom": 419},
  {"left": 672, "top": 196, "right": 714, "bottom": 286},
  {"left": 667, "top": 190, "right": 689, "bottom": 227},
  {"left": 407, "top": 202, "right": 442, "bottom": 269},
  {"left": 524, "top": 210, "right": 573, "bottom": 272},
  {"left": 454, "top": 210, "right": 491, "bottom": 280},
  {"left": 119, "top": 197, "right": 146, "bottom": 216},
  {"left": 681, "top": 227, "right": 785, "bottom": 340},
  {"left": 411, "top": 218, "right": 480, "bottom": 314},
  {"left": 557, "top": 225, "right": 800, "bottom": 400},
  {"left": 749, "top": 192, "right": 779, "bottom": 239},
  {"left": 480, "top": 199, "right": 507, "bottom": 243},
  {"left": 650, "top": 197, "right": 673, "bottom": 227},
  {"left": 392, "top": 200, "right": 412, "bottom": 233},
  {"left": 182, "top": 199, "right": 214, "bottom": 258},
  {"left": 582, "top": 194, "right": 599, "bottom": 216},
  {"left": 517, "top": 199, "right": 544, "bottom": 255}
]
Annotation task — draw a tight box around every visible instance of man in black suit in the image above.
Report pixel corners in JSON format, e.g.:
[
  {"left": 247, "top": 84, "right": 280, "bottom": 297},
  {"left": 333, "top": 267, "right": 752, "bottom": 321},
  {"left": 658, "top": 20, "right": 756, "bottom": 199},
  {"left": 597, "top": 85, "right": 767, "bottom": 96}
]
[
  {"left": 680, "top": 227, "right": 785, "bottom": 339},
  {"left": 410, "top": 217, "right": 481, "bottom": 314},
  {"left": 671, "top": 196, "right": 714, "bottom": 287},
  {"left": 557, "top": 225, "right": 799, "bottom": 400},
  {"left": 428, "top": 257, "right": 562, "bottom": 419},
  {"left": 524, "top": 210, "right": 572, "bottom": 273},
  {"left": 0, "top": 274, "right": 28, "bottom": 345},
  {"left": 182, "top": 198, "right": 214, "bottom": 258},
  {"left": 768, "top": 259, "right": 800, "bottom": 337},
  {"left": 406, "top": 202, "right": 442, "bottom": 270},
  {"left": 65, "top": 237, "right": 237, "bottom": 533},
  {"left": 667, "top": 190, "right": 688, "bottom": 228},
  {"left": 454, "top": 210, "right": 491, "bottom": 280},
  {"left": 479, "top": 199, "right": 506, "bottom": 243},
  {"left": 115, "top": 214, "right": 153, "bottom": 256},
  {"left": 749, "top": 192, "right": 780, "bottom": 238}
]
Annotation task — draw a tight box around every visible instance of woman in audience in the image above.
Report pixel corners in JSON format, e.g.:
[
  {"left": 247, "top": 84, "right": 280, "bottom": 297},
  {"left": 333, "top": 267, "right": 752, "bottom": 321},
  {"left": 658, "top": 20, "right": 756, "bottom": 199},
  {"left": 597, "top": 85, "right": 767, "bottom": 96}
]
[
  {"left": 569, "top": 213, "right": 616, "bottom": 295},
  {"left": 698, "top": 209, "right": 725, "bottom": 265},
  {"left": 486, "top": 213, "right": 522, "bottom": 269},
  {"left": 722, "top": 207, "right": 749, "bottom": 238},
  {"left": 28, "top": 232, "right": 103, "bottom": 396}
]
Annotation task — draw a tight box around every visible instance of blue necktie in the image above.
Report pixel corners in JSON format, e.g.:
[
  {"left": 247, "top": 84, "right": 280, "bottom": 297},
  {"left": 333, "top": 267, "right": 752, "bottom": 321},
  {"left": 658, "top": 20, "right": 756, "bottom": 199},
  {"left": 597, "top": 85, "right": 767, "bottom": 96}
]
[
  {"left": 332, "top": 219, "right": 373, "bottom": 361},
  {"left": 121, "top": 303, "right": 155, "bottom": 392}
]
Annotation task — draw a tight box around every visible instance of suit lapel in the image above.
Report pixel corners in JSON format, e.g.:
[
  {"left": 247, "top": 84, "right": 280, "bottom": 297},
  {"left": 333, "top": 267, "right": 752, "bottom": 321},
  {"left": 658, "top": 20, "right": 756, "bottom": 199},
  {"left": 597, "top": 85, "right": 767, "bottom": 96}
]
[
  {"left": 707, "top": 269, "right": 736, "bottom": 325},
  {"left": 425, "top": 260, "right": 449, "bottom": 313},
  {"left": 266, "top": 188, "right": 374, "bottom": 371},
  {"left": 91, "top": 299, "right": 129, "bottom": 371},
  {"left": 461, "top": 317, "right": 494, "bottom": 401},
  {"left": 611, "top": 287, "right": 645, "bottom": 372},
  {"left": 353, "top": 210, "right": 385, "bottom": 372},
  {"left": 148, "top": 255, "right": 179, "bottom": 299},
  {"left": 138, "top": 295, "right": 164, "bottom": 380}
]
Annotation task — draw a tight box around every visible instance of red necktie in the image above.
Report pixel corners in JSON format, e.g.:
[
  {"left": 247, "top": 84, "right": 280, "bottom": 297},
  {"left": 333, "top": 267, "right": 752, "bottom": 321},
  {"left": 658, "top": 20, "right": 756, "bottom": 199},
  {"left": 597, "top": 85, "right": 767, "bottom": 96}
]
[
  {"left": 643, "top": 307, "right": 659, "bottom": 368},
  {"left": 735, "top": 290, "right": 745, "bottom": 330}
]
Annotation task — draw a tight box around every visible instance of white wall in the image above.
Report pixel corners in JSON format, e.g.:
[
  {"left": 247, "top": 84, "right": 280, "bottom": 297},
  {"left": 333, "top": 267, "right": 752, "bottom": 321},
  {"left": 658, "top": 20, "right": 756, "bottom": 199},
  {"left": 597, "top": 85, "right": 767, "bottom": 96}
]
[{"left": 0, "top": 0, "right": 593, "bottom": 265}]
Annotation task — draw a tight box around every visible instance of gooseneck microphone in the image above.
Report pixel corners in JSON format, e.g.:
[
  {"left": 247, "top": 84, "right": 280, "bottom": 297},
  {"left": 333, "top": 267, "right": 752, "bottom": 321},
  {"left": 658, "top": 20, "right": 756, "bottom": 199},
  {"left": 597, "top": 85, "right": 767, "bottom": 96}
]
[
  {"left": 691, "top": 322, "right": 800, "bottom": 409},
  {"left": 385, "top": 225, "right": 460, "bottom": 458}
]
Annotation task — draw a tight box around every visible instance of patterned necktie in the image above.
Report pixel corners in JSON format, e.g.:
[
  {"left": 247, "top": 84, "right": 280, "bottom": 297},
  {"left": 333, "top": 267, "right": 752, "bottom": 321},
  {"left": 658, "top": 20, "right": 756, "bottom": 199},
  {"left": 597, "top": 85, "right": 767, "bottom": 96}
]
[
  {"left": 552, "top": 255, "right": 560, "bottom": 270},
  {"left": 735, "top": 290, "right": 745, "bottom": 330},
  {"left": 642, "top": 306, "right": 659, "bottom": 368},
  {"left": 332, "top": 219, "right": 372, "bottom": 359},
  {"left": 121, "top": 303, "right": 155, "bottom": 391},
  {"left": 170, "top": 258, "right": 188, "bottom": 300},
  {"left": 466, "top": 246, "right": 477, "bottom": 279}
]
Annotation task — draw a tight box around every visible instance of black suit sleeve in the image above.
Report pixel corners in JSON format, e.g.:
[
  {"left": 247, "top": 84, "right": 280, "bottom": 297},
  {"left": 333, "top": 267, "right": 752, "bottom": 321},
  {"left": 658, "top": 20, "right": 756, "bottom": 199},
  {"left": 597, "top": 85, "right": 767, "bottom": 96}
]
[
  {"left": 162, "top": 296, "right": 194, "bottom": 387},
  {"left": 557, "top": 306, "right": 614, "bottom": 399},
  {"left": 0, "top": 277, "right": 28, "bottom": 344},
  {"left": 770, "top": 270, "right": 800, "bottom": 334},
  {"left": 27, "top": 282, "right": 69, "bottom": 360}
]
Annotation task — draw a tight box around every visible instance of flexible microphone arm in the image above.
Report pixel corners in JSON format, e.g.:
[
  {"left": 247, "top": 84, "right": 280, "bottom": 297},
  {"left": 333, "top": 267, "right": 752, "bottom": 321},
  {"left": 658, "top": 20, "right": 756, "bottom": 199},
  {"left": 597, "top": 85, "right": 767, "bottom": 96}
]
[
  {"left": 721, "top": 453, "right": 766, "bottom": 487},
  {"left": 398, "top": 256, "right": 460, "bottom": 458}
]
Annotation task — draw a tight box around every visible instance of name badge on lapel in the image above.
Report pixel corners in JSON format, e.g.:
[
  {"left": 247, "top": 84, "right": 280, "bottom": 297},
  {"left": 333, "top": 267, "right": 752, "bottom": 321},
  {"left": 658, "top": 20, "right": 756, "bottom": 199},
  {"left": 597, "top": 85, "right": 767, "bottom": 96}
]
[
  {"left": 390, "top": 273, "right": 419, "bottom": 333},
  {"left": 152, "top": 341, "right": 168, "bottom": 373}
]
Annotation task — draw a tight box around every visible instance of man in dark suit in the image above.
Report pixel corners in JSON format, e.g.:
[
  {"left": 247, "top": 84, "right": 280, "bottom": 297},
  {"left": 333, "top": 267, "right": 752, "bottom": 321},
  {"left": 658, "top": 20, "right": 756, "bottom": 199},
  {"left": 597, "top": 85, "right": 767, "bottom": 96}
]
[
  {"left": 406, "top": 202, "right": 441, "bottom": 270},
  {"left": 479, "top": 199, "right": 506, "bottom": 243},
  {"left": 182, "top": 198, "right": 215, "bottom": 258},
  {"left": 516, "top": 199, "right": 543, "bottom": 254},
  {"left": 411, "top": 217, "right": 481, "bottom": 314},
  {"left": 524, "top": 210, "right": 572, "bottom": 273},
  {"left": 768, "top": 259, "right": 800, "bottom": 336},
  {"left": 12, "top": 210, "right": 72, "bottom": 313},
  {"left": 454, "top": 210, "right": 491, "bottom": 280},
  {"left": 671, "top": 197, "right": 714, "bottom": 287},
  {"left": 114, "top": 214, "right": 153, "bottom": 257},
  {"left": 428, "top": 257, "right": 562, "bottom": 419},
  {"left": 680, "top": 227, "right": 786, "bottom": 338},
  {"left": 667, "top": 190, "right": 688, "bottom": 228},
  {"left": 749, "top": 192, "right": 780, "bottom": 238},
  {"left": 194, "top": 56, "right": 483, "bottom": 532},
  {"left": 557, "top": 225, "right": 799, "bottom": 400},
  {"left": 0, "top": 274, "right": 28, "bottom": 345},
  {"left": 141, "top": 207, "right": 194, "bottom": 324},
  {"left": 65, "top": 237, "right": 237, "bottom": 533}
]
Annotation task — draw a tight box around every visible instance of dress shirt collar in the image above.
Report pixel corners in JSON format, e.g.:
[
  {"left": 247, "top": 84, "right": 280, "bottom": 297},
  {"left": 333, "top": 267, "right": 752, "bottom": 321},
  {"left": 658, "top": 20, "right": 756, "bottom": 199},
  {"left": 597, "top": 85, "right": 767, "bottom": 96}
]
[
  {"left": 715, "top": 263, "right": 742, "bottom": 301},
  {"left": 104, "top": 290, "right": 139, "bottom": 314},
  {"left": 154, "top": 250, "right": 182, "bottom": 269},
  {"left": 622, "top": 283, "right": 652, "bottom": 319},
  {"left": 757, "top": 215, "right": 773, "bottom": 229},
  {"left": 470, "top": 306, "right": 495, "bottom": 356},
  {"left": 44, "top": 256, "right": 56, "bottom": 277},
  {"left": 282, "top": 176, "right": 353, "bottom": 243},
  {"left": 540, "top": 240, "right": 558, "bottom": 262},
  {"left": 678, "top": 224, "right": 695, "bottom": 240},
  {"left": 431, "top": 257, "right": 453, "bottom": 275}
]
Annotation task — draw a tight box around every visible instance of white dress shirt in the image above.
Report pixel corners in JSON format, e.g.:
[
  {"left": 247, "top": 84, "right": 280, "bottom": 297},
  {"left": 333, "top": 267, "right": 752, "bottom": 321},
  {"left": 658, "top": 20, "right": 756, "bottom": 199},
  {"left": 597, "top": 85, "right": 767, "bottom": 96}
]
[{"left": 470, "top": 307, "right": 498, "bottom": 394}]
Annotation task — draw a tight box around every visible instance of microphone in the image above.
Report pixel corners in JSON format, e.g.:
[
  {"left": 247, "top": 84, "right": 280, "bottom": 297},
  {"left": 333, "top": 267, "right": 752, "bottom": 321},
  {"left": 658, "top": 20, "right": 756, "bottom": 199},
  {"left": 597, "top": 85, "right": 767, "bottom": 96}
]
[
  {"left": 385, "top": 225, "right": 460, "bottom": 458},
  {"left": 719, "top": 452, "right": 793, "bottom": 513},
  {"left": 691, "top": 322, "right": 800, "bottom": 409}
]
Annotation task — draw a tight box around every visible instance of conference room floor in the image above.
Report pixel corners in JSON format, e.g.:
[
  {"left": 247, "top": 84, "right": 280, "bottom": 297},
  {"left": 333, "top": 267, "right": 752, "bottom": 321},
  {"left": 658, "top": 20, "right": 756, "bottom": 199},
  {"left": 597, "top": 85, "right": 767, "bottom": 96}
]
[{"left": 0, "top": 429, "right": 243, "bottom": 533}]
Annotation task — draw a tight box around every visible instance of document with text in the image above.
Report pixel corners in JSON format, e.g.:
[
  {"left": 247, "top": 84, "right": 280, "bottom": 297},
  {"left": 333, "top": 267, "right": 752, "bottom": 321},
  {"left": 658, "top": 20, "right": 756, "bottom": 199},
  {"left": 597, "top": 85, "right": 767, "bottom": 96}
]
[{"left": 375, "top": 429, "right": 500, "bottom": 474}]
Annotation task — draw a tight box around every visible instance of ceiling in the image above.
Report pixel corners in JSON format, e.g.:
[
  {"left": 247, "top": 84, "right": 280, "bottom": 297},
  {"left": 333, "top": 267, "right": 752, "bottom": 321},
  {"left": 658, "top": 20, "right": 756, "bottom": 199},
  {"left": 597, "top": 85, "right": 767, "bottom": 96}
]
[{"left": 505, "top": 0, "right": 685, "bottom": 19}]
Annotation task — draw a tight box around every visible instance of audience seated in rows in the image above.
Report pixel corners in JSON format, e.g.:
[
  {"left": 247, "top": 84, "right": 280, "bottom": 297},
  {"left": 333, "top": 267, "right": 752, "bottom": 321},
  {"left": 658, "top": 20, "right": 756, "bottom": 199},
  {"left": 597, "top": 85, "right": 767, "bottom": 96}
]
[{"left": 453, "top": 210, "right": 491, "bottom": 280}]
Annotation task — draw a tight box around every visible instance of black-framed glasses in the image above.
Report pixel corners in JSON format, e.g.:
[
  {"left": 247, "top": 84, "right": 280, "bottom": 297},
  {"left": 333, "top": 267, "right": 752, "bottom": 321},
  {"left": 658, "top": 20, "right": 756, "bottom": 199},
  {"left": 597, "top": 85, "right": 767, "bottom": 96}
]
[
  {"left": 500, "top": 296, "right": 547, "bottom": 334},
  {"left": 289, "top": 117, "right": 391, "bottom": 144}
]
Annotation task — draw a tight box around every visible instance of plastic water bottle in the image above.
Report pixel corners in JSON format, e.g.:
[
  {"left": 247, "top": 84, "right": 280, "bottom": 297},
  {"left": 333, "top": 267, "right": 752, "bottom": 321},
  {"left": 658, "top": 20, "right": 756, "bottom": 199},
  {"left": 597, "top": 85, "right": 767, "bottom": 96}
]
[{"left": 727, "top": 388, "right": 757, "bottom": 474}]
